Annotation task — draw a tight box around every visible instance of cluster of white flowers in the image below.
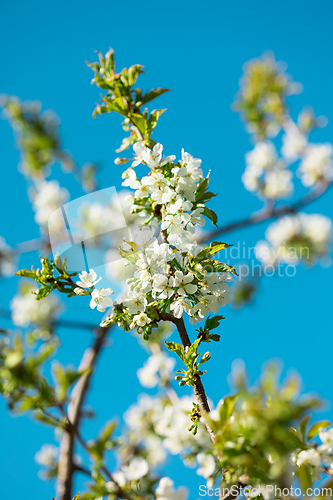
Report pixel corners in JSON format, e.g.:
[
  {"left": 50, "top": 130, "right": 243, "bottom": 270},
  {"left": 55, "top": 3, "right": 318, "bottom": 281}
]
[
  {"left": 295, "top": 428, "right": 333, "bottom": 480},
  {"left": 78, "top": 189, "right": 141, "bottom": 242},
  {"left": 242, "top": 141, "right": 293, "bottom": 200},
  {"left": 256, "top": 213, "right": 332, "bottom": 266},
  {"left": 122, "top": 144, "right": 206, "bottom": 249},
  {"left": 79, "top": 202, "right": 116, "bottom": 239},
  {"left": 103, "top": 143, "right": 234, "bottom": 328},
  {"left": 74, "top": 269, "right": 114, "bottom": 312},
  {"left": 243, "top": 121, "right": 333, "bottom": 201},
  {"left": 298, "top": 143, "right": 333, "bottom": 187},
  {"left": 120, "top": 229, "right": 232, "bottom": 325},
  {"left": 124, "top": 393, "right": 211, "bottom": 461},
  {"left": 10, "top": 284, "right": 61, "bottom": 328},
  {"left": 30, "top": 180, "right": 69, "bottom": 228},
  {"left": 137, "top": 351, "right": 176, "bottom": 388},
  {"left": 281, "top": 118, "right": 333, "bottom": 187},
  {"left": 103, "top": 458, "right": 151, "bottom": 496}
]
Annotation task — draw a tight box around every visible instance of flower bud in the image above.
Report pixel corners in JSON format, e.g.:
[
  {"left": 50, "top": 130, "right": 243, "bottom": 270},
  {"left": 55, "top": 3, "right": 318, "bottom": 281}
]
[
  {"left": 54, "top": 253, "right": 63, "bottom": 270},
  {"left": 114, "top": 157, "right": 129, "bottom": 165},
  {"left": 74, "top": 287, "right": 90, "bottom": 296},
  {"left": 201, "top": 352, "right": 211, "bottom": 362}
]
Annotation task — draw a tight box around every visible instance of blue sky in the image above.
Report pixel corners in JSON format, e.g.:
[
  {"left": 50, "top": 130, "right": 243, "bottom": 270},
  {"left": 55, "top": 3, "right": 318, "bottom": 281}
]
[{"left": 1, "top": 0, "right": 333, "bottom": 498}]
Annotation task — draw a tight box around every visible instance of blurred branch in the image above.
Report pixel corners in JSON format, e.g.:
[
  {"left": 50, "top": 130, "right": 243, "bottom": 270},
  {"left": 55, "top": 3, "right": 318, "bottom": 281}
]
[
  {"left": 10, "top": 237, "right": 50, "bottom": 256},
  {"left": 0, "top": 310, "right": 96, "bottom": 331},
  {"left": 197, "top": 181, "right": 332, "bottom": 244},
  {"left": 56, "top": 323, "right": 115, "bottom": 500}
]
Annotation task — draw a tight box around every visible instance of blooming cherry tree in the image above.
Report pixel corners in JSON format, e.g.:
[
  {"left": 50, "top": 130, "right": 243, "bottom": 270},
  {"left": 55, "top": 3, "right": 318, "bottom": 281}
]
[{"left": 1, "top": 48, "right": 333, "bottom": 500}]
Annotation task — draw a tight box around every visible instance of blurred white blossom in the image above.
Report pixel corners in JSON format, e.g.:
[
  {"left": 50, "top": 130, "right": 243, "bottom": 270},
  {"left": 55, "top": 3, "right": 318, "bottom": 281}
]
[
  {"left": 298, "top": 143, "right": 333, "bottom": 187},
  {"left": 137, "top": 352, "right": 176, "bottom": 388},
  {"left": 155, "top": 477, "right": 188, "bottom": 500},
  {"left": 11, "top": 285, "right": 61, "bottom": 328}
]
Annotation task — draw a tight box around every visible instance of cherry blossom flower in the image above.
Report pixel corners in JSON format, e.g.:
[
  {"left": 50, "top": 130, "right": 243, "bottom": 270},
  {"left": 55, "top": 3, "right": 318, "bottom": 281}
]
[
  {"left": 155, "top": 477, "right": 188, "bottom": 500},
  {"left": 196, "top": 452, "right": 216, "bottom": 478},
  {"left": 121, "top": 457, "right": 149, "bottom": 480},
  {"left": 89, "top": 287, "right": 114, "bottom": 312},
  {"left": 173, "top": 271, "right": 197, "bottom": 296},
  {"left": 76, "top": 269, "right": 102, "bottom": 288}
]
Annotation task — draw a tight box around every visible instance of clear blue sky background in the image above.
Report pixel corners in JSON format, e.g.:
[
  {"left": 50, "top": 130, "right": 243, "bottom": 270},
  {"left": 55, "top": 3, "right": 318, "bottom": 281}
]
[{"left": 1, "top": 0, "right": 333, "bottom": 498}]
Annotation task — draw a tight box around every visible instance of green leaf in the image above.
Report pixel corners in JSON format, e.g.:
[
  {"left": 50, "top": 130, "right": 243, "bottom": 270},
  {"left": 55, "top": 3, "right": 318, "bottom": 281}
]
[
  {"left": 195, "top": 241, "right": 232, "bottom": 262},
  {"left": 34, "top": 412, "right": 59, "bottom": 427},
  {"left": 71, "top": 494, "right": 80, "bottom": 500},
  {"left": 204, "top": 315, "right": 225, "bottom": 331},
  {"left": 164, "top": 341, "right": 185, "bottom": 362},
  {"left": 200, "top": 259, "right": 238, "bottom": 276},
  {"left": 299, "top": 414, "right": 311, "bottom": 441},
  {"left": 218, "top": 395, "right": 239, "bottom": 426},
  {"left": 148, "top": 109, "right": 166, "bottom": 134},
  {"left": 307, "top": 421, "right": 331, "bottom": 440},
  {"left": 99, "top": 421, "right": 116, "bottom": 444},
  {"left": 34, "top": 284, "right": 55, "bottom": 300},
  {"left": 15, "top": 269, "right": 38, "bottom": 280},
  {"left": 186, "top": 338, "right": 201, "bottom": 360},
  {"left": 129, "top": 113, "right": 147, "bottom": 136},
  {"left": 139, "top": 88, "right": 171, "bottom": 106},
  {"left": 201, "top": 206, "right": 218, "bottom": 227},
  {"left": 195, "top": 174, "right": 210, "bottom": 200},
  {"left": 119, "top": 247, "right": 137, "bottom": 264},
  {"left": 298, "top": 463, "right": 313, "bottom": 492},
  {"left": 196, "top": 191, "right": 217, "bottom": 204}
]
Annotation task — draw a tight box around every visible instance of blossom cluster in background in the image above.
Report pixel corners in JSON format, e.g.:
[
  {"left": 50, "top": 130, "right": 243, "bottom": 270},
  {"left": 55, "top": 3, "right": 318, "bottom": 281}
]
[{"left": 256, "top": 213, "right": 332, "bottom": 266}]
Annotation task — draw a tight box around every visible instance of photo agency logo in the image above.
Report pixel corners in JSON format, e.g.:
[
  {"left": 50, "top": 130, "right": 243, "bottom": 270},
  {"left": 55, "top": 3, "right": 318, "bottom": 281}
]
[
  {"left": 211, "top": 241, "right": 300, "bottom": 279},
  {"left": 48, "top": 186, "right": 131, "bottom": 276}
]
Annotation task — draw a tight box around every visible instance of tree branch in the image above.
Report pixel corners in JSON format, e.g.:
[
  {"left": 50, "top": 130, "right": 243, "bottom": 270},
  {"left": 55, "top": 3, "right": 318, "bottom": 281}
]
[
  {"left": 56, "top": 323, "right": 114, "bottom": 500},
  {"left": 197, "top": 181, "right": 331, "bottom": 244},
  {"left": 160, "top": 312, "right": 216, "bottom": 443}
]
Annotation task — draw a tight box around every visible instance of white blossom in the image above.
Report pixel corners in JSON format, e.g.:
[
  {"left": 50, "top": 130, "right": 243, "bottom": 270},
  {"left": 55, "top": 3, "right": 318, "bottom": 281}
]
[
  {"left": 245, "top": 141, "right": 278, "bottom": 169},
  {"left": 130, "top": 312, "right": 151, "bottom": 328},
  {"left": 35, "top": 444, "right": 58, "bottom": 466},
  {"left": 296, "top": 448, "right": 321, "bottom": 468},
  {"left": 31, "top": 180, "right": 69, "bottom": 226},
  {"left": 137, "top": 352, "right": 176, "bottom": 388},
  {"left": 173, "top": 271, "right": 197, "bottom": 296},
  {"left": 170, "top": 297, "right": 193, "bottom": 319},
  {"left": 121, "top": 457, "right": 149, "bottom": 480},
  {"left": 123, "top": 292, "right": 147, "bottom": 314},
  {"left": 153, "top": 274, "right": 175, "bottom": 299},
  {"left": 298, "top": 143, "right": 333, "bottom": 186},
  {"left": 263, "top": 169, "right": 293, "bottom": 199},
  {"left": 11, "top": 285, "right": 61, "bottom": 328},
  {"left": 76, "top": 269, "right": 101, "bottom": 288},
  {"left": 281, "top": 121, "right": 307, "bottom": 162},
  {"left": 196, "top": 453, "right": 216, "bottom": 478},
  {"left": 89, "top": 287, "right": 114, "bottom": 312},
  {"left": 155, "top": 477, "right": 188, "bottom": 500},
  {"left": 256, "top": 213, "right": 332, "bottom": 265}
]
